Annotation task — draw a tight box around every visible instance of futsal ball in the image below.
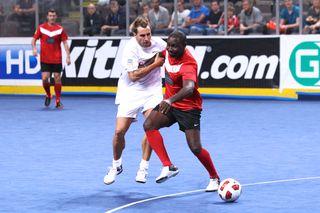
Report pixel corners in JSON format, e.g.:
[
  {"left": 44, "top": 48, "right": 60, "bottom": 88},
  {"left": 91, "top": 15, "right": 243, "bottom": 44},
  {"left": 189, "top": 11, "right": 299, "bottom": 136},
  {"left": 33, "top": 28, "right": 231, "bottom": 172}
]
[{"left": 218, "top": 178, "right": 242, "bottom": 202}]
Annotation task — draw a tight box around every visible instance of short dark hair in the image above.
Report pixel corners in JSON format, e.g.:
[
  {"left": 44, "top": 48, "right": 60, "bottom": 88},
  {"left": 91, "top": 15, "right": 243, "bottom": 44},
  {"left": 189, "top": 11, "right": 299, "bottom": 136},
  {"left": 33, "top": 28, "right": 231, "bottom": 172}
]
[
  {"left": 168, "top": 30, "right": 187, "bottom": 47},
  {"left": 47, "top": 8, "right": 57, "bottom": 14},
  {"left": 212, "top": 0, "right": 220, "bottom": 4}
]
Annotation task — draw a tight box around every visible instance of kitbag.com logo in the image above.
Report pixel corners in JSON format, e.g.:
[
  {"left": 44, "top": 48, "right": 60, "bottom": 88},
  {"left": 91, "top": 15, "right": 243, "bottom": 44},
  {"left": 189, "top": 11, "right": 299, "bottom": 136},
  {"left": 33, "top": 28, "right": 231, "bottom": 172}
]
[{"left": 289, "top": 41, "right": 320, "bottom": 86}]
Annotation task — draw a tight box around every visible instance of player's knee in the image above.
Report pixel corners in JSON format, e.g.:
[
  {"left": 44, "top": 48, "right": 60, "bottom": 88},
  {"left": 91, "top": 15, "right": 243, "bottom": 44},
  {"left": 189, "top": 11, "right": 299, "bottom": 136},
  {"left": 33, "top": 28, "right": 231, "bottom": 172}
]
[
  {"left": 54, "top": 78, "right": 61, "bottom": 84},
  {"left": 143, "top": 119, "right": 153, "bottom": 131},
  {"left": 189, "top": 144, "right": 202, "bottom": 155},
  {"left": 114, "top": 129, "right": 126, "bottom": 139}
]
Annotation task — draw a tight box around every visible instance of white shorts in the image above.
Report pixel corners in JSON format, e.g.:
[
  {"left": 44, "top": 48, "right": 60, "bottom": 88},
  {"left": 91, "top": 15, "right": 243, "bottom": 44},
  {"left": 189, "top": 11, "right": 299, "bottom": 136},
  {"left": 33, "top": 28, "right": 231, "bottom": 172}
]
[{"left": 116, "top": 90, "right": 163, "bottom": 119}]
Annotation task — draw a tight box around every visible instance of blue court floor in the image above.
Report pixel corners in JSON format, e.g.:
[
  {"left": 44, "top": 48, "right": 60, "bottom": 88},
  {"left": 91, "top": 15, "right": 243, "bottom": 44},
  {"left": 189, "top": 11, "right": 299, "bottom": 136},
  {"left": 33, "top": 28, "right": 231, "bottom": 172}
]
[{"left": 0, "top": 95, "right": 319, "bottom": 213}]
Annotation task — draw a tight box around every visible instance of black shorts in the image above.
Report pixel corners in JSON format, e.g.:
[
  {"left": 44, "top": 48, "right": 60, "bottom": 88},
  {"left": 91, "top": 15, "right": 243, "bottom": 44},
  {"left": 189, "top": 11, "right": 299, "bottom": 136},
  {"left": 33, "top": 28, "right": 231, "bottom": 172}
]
[
  {"left": 154, "top": 105, "right": 201, "bottom": 132},
  {"left": 41, "top": 63, "right": 62, "bottom": 73}
]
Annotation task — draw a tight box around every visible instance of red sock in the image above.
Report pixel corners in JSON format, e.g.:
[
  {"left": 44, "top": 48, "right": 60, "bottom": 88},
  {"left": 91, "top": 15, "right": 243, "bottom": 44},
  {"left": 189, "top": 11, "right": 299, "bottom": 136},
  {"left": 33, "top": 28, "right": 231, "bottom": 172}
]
[
  {"left": 54, "top": 83, "right": 62, "bottom": 102},
  {"left": 196, "top": 148, "right": 219, "bottom": 179},
  {"left": 43, "top": 81, "right": 51, "bottom": 97},
  {"left": 145, "top": 130, "right": 171, "bottom": 166}
]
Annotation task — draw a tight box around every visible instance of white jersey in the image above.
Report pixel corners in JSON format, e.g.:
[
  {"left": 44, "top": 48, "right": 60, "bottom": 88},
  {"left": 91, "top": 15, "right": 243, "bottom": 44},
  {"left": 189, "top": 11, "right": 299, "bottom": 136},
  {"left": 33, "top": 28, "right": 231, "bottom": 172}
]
[
  {"left": 170, "top": 9, "right": 190, "bottom": 27},
  {"left": 115, "top": 36, "right": 166, "bottom": 105}
]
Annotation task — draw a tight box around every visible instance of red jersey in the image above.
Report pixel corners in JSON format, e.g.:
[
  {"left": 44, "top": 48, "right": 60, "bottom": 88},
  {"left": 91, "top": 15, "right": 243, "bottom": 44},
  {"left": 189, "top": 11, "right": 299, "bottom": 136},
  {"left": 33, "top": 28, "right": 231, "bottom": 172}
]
[
  {"left": 220, "top": 15, "right": 239, "bottom": 28},
  {"left": 163, "top": 48, "right": 202, "bottom": 111},
  {"left": 33, "top": 22, "right": 68, "bottom": 64}
]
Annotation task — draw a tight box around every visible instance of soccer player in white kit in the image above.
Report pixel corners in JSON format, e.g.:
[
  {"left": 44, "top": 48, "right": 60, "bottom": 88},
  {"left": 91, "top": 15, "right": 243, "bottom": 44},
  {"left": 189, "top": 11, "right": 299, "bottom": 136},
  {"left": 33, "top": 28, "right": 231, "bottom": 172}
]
[{"left": 104, "top": 16, "right": 166, "bottom": 185}]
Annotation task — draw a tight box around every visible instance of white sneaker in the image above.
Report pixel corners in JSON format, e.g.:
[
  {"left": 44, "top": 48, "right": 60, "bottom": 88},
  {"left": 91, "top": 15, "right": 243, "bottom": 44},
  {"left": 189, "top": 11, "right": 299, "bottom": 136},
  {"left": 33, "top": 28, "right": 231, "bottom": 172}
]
[
  {"left": 205, "top": 178, "right": 220, "bottom": 192},
  {"left": 135, "top": 168, "right": 148, "bottom": 183},
  {"left": 103, "top": 165, "right": 123, "bottom": 185},
  {"left": 156, "top": 165, "right": 179, "bottom": 183}
]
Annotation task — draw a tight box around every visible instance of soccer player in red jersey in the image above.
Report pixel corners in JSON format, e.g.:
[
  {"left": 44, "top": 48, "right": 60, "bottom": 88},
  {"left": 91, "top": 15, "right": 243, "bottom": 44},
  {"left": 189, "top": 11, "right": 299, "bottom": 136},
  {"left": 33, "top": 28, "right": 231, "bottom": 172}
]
[
  {"left": 31, "top": 8, "right": 71, "bottom": 108},
  {"left": 143, "top": 30, "right": 220, "bottom": 191}
]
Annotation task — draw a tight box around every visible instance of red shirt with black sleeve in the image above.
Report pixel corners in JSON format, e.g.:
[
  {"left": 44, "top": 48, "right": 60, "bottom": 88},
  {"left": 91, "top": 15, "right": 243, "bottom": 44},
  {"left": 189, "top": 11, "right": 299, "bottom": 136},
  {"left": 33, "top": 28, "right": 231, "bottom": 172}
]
[
  {"left": 163, "top": 48, "right": 202, "bottom": 111},
  {"left": 33, "top": 22, "right": 68, "bottom": 64}
]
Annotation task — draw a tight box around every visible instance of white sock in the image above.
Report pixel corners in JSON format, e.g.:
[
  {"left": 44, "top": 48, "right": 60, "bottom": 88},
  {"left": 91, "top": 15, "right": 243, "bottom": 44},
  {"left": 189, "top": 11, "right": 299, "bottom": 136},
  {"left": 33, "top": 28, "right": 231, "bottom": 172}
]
[
  {"left": 113, "top": 158, "right": 122, "bottom": 169},
  {"left": 139, "top": 159, "right": 149, "bottom": 170}
]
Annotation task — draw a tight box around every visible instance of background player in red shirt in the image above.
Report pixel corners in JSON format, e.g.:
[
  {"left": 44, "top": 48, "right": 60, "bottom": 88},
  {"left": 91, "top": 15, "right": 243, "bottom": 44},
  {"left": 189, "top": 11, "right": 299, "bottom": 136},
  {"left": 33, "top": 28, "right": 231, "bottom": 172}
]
[
  {"left": 31, "top": 9, "right": 71, "bottom": 108},
  {"left": 143, "top": 30, "right": 220, "bottom": 191}
]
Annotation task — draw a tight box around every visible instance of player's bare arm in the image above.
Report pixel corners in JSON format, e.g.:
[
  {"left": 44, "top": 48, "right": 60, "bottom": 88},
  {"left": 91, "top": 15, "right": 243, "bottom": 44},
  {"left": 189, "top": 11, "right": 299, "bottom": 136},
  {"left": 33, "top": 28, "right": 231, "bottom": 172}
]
[
  {"left": 31, "top": 38, "right": 37, "bottom": 56},
  {"left": 140, "top": 52, "right": 164, "bottom": 67},
  {"left": 128, "top": 53, "right": 164, "bottom": 82},
  {"left": 63, "top": 40, "right": 71, "bottom": 65},
  {"left": 160, "top": 80, "right": 195, "bottom": 114}
]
